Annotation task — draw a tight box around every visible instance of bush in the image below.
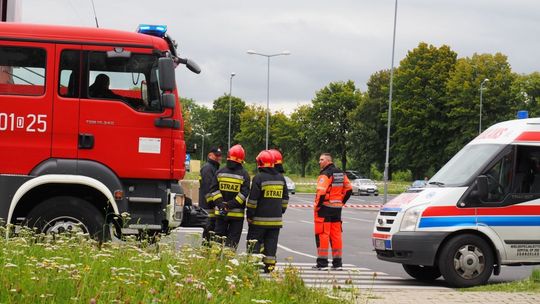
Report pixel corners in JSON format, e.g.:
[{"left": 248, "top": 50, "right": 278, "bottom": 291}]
[
  {"left": 370, "top": 164, "right": 383, "bottom": 180},
  {"left": 392, "top": 169, "right": 412, "bottom": 182}
]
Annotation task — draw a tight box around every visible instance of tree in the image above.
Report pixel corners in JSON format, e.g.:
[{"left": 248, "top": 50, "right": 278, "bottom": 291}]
[
  {"left": 209, "top": 94, "right": 246, "bottom": 153},
  {"left": 180, "top": 97, "right": 212, "bottom": 159},
  {"left": 309, "top": 80, "right": 361, "bottom": 170},
  {"left": 392, "top": 42, "right": 457, "bottom": 178},
  {"left": 512, "top": 72, "right": 540, "bottom": 117},
  {"left": 445, "top": 53, "right": 517, "bottom": 160},
  {"left": 289, "top": 105, "right": 313, "bottom": 177},
  {"left": 348, "top": 70, "right": 390, "bottom": 175},
  {"left": 235, "top": 105, "right": 267, "bottom": 162},
  {"left": 269, "top": 111, "right": 295, "bottom": 152}
]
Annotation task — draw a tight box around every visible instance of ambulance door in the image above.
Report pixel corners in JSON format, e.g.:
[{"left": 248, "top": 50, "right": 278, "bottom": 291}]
[
  {"left": 479, "top": 145, "right": 540, "bottom": 262},
  {"left": 0, "top": 41, "right": 54, "bottom": 174},
  {"left": 51, "top": 46, "right": 82, "bottom": 159},
  {"left": 77, "top": 46, "right": 173, "bottom": 179}
]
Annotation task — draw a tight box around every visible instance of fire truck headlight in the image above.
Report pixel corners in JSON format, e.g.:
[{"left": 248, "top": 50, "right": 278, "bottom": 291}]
[{"left": 400, "top": 204, "right": 427, "bottom": 232}]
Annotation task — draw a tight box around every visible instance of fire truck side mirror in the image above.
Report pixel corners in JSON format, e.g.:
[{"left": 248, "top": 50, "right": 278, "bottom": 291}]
[
  {"left": 174, "top": 57, "right": 201, "bottom": 74},
  {"left": 158, "top": 57, "right": 176, "bottom": 91},
  {"left": 162, "top": 93, "right": 176, "bottom": 109}
]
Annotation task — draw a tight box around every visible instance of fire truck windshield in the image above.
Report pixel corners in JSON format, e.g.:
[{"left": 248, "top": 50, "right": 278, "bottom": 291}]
[{"left": 87, "top": 51, "right": 165, "bottom": 112}]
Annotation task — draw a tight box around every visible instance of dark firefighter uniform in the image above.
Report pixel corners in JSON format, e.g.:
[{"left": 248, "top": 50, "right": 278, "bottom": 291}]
[
  {"left": 199, "top": 158, "right": 220, "bottom": 241},
  {"left": 207, "top": 161, "right": 250, "bottom": 249},
  {"left": 314, "top": 163, "right": 352, "bottom": 269},
  {"left": 247, "top": 151, "right": 289, "bottom": 272}
]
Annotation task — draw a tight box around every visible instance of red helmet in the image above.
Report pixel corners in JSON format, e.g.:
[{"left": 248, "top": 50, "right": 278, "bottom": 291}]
[
  {"left": 256, "top": 150, "right": 275, "bottom": 168},
  {"left": 269, "top": 149, "right": 283, "bottom": 165},
  {"left": 227, "top": 144, "right": 245, "bottom": 163}
]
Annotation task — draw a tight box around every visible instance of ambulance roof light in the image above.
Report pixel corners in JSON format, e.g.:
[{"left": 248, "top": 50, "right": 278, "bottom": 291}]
[
  {"left": 517, "top": 110, "right": 529, "bottom": 119},
  {"left": 137, "top": 24, "right": 168, "bottom": 38}
]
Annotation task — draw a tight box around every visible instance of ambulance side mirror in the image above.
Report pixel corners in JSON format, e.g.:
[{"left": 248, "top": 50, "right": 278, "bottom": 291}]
[{"left": 472, "top": 175, "right": 489, "bottom": 202}]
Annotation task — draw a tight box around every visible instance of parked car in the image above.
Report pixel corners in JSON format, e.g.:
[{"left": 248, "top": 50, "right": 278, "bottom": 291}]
[
  {"left": 284, "top": 176, "right": 296, "bottom": 195},
  {"left": 345, "top": 170, "right": 365, "bottom": 181},
  {"left": 352, "top": 179, "right": 379, "bottom": 196},
  {"left": 408, "top": 179, "right": 427, "bottom": 191}
]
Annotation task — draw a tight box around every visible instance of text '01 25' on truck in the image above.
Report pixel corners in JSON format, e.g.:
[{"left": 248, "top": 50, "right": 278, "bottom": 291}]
[
  {"left": 373, "top": 118, "right": 540, "bottom": 287},
  {"left": 0, "top": 22, "right": 201, "bottom": 240}
]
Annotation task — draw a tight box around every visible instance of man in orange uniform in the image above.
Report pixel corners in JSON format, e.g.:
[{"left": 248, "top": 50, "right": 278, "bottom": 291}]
[{"left": 313, "top": 153, "right": 352, "bottom": 270}]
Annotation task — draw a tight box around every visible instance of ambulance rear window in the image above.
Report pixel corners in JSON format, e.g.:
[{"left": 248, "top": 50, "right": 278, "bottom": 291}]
[{"left": 0, "top": 46, "right": 46, "bottom": 96}]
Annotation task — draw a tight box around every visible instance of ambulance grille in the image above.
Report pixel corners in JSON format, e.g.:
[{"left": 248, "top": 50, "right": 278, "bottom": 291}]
[{"left": 375, "top": 210, "right": 398, "bottom": 232}]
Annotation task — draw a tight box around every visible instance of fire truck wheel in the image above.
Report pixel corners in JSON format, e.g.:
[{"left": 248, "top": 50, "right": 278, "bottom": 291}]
[
  {"left": 438, "top": 234, "right": 494, "bottom": 287},
  {"left": 402, "top": 264, "right": 441, "bottom": 281},
  {"left": 26, "top": 196, "right": 109, "bottom": 241}
]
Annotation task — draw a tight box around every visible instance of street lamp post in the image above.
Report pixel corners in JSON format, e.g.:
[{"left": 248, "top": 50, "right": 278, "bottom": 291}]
[
  {"left": 196, "top": 132, "right": 211, "bottom": 160},
  {"left": 228, "top": 72, "right": 236, "bottom": 150},
  {"left": 246, "top": 50, "right": 290, "bottom": 149},
  {"left": 479, "top": 78, "right": 489, "bottom": 135},
  {"left": 383, "top": 0, "right": 398, "bottom": 205}
]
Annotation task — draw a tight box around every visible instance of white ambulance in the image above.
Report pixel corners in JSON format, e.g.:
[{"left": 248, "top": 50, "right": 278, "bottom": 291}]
[{"left": 373, "top": 118, "right": 540, "bottom": 287}]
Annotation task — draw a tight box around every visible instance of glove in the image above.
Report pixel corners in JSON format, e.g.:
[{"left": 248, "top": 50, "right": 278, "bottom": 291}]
[{"left": 217, "top": 201, "right": 229, "bottom": 216}]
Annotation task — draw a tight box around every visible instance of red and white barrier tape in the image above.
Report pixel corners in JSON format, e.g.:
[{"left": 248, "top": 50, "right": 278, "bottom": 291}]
[{"left": 288, "top": 204, "right": 382, "bottom": 209}]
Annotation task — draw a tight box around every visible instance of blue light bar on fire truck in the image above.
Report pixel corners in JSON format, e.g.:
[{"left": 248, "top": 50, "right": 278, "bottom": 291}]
[{"left": 137, "top": 24, "right": 168, "bottom": 38}]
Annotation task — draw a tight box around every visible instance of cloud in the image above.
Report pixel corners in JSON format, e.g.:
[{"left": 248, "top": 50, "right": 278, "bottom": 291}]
[{"left": 21, "top": 0, "right": 540, "bottom": 113}]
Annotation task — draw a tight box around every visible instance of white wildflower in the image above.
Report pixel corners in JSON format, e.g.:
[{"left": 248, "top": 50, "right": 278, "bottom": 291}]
[
  {"left": 4, "top": 263, "right": 17, "bottom": 268},
  {"left": 229, "top": 258, "right": 240, "bottom": 266},
  {"left": 251, "top": 300, "right": 272, "bottom": 303}
]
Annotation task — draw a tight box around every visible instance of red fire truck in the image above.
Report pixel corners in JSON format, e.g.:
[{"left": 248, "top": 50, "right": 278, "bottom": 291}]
[{"left": 0, "top": 22, "right": 200, "bottom": 239}]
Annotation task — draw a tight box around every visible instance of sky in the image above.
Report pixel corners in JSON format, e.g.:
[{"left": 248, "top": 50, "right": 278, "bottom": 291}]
[{"left": 20, "top": 0, "right": 540, "bottom": 114}]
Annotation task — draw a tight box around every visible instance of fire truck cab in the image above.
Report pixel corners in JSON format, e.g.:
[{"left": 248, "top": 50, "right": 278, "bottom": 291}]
[
  {"left": 0, "top": 22, "right": 199, "bottom": 239},
  {"left": 373, "top": 118, "right": 540, "bottom": 287}
]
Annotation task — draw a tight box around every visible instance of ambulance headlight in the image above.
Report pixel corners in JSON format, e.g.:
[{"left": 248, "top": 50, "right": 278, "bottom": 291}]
[{"left": 400, "top": 204, "right": 427, "bottom": 232}]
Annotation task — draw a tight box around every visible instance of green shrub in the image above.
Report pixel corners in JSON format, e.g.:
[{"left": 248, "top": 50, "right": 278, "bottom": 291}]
[
  {"left": 370, "top": 164, "right": 383, "bottom": 180},
  {"left": 392, "top": 170, "right": 412, "bottom": 182}
]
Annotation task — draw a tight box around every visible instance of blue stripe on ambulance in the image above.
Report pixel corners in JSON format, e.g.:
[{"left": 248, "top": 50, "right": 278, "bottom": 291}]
[{"left": 419, "top": 216, "right": 540, "bottom": 228}]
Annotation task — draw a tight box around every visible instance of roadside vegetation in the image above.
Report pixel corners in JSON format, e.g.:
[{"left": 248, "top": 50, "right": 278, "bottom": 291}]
[
  {"left": 0, "top": 227, "right": 355, "bottom": 303},
  {"left": 463, "top": 269, "right": 540, "bottom": 293},
  {"left": 185, "top": 171, "right": 409, "bottom": 195},
  {"left": 184, "top": 43, "right": 540, "bottom": 182}
]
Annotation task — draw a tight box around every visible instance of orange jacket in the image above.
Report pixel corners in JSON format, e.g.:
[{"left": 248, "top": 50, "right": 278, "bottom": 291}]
[{"left": 314, "top": 163, "right": 352, "bottom": 220}]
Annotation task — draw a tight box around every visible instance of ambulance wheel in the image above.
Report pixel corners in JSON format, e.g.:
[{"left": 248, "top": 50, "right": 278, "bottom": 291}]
[
  {"left": 402, "top": 264, "right": 441, "bottom": 281},
  {"left": 438, "top": 234, "right": 494, "bottom": 287},
  {"left": 26, "top": 196, "right": 109, "bottom": 241}
]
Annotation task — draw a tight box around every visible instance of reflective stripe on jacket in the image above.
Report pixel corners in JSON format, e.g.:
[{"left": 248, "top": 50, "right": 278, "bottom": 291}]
[
  {"left": 208, "top": 163, "right": 250, "bottom": 219},
  {"left": 314, "top": 163, "right": 352, "bottom": 220},
  {"left": 247, "top": 168, "right": 289, "bottom": 228}
]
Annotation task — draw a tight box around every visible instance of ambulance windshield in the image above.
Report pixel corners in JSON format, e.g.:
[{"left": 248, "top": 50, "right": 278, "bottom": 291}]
[{"left": 430, "top": 144, "right": 504, "bottom": 187}]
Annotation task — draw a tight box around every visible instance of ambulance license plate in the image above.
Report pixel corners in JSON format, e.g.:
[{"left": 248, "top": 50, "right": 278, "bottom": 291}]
[{"left": 374, "top": 239, "right": 386, "bottom": 250}]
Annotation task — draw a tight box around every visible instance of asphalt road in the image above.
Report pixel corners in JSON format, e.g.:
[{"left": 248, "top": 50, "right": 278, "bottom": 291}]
[
  {"left": 276, "top": 193, "right": 538, "bottom": 286},
  {"left": 174, "top": 193, "right": 538, "bottom": 288}
]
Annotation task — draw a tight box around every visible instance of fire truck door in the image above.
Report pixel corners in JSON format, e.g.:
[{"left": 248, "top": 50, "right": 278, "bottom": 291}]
[
  {"left": 0, "top": 41, "right": 54, "bottom": 175},
  {"left": 77, "top": 46, "right": 173, "bottom": 180}
]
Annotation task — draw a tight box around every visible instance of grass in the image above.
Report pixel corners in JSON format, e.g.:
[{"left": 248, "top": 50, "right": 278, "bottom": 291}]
[
  {"left": 0, "top": 226, "right": 356, "bottom": 303},
  {"left": 463, "top": 269, "right": 540, "bottom": 293},
  {"left": 184, "top": 171, "right": 410, "bottom": 195}
]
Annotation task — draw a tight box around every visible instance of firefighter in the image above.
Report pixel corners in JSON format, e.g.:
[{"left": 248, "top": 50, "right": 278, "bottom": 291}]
[
  {"left": 207, "top": 144, "right": 250, "bottom": 249},
  {"left": 199, "top": 147, "right": 222, "bottom": 243},
  {"left": 246, "top": 150, "right": 289, "bottom": 273},
  {"left": 269, "top": 149, "right": 284, "bottom": 174},
  {"left": 313, "top": 153, "right": 352, "bottom": 270}
]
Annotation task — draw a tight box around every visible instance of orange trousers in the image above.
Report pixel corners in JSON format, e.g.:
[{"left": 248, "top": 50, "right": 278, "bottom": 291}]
[{"left": 314, "top": 219, "right": 342, "bottom": 267}]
